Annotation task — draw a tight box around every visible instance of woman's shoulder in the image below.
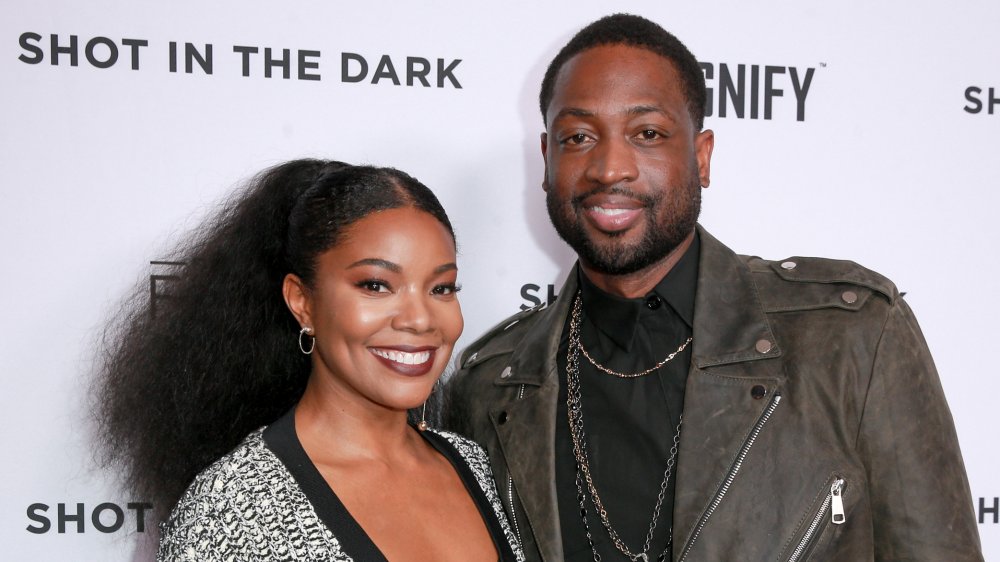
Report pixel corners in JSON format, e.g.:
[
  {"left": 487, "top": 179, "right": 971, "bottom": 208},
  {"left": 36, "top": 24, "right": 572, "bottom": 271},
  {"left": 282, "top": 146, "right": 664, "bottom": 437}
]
[
  {"left": 157, "top": 429, "right": 350, "bottom": 561},
  {"left": 424, "top": 428, "right": 499, "bottom": 498},
  {"left": 173, "top": 429, "right": 276, "bottom": 501},
  {"left": 426, "top": 429, "right": 490, "bottom": 467}
]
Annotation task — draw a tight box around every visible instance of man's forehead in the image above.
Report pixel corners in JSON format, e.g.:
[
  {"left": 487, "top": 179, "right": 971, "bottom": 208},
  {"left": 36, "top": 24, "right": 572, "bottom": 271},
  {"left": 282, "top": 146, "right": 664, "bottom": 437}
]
[
  {"left": 547, "top": 45, "right": 685, "bottom": 121},
  {"left": 558, "top": 43, "right": 679, "bottom": 81}
]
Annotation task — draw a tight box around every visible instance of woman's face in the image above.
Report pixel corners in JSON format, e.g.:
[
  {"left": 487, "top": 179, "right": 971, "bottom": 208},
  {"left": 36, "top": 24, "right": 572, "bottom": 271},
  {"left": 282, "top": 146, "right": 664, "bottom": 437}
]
[{"left": 288, "top": 207, "right": 463, "bottom": 415}]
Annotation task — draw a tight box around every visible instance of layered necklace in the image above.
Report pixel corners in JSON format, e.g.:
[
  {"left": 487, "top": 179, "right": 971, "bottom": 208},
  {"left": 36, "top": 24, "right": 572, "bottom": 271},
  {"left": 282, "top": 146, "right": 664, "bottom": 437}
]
[{"left": 566, "top": 292, "right": 689, "bottom": 562}]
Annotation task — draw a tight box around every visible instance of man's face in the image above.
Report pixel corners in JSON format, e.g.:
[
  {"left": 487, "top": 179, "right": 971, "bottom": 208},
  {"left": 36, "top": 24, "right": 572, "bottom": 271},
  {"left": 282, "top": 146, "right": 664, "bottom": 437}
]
[{"left": 542, "top": 44, "right": 714, "bottom": 275}]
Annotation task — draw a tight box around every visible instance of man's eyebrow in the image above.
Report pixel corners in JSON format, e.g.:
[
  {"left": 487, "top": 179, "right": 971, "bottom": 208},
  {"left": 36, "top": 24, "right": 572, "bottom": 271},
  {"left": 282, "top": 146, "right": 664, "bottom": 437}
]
[
  {"left": 347, "top": 258, "right": 401, "bottom": 272},
  {"left": 551, "top": 105, "right": 678, "bottom": 122},
  {"left": 626, "top": 104, "right": 677, "bottom": 122},
  {"left": 551, "top": 107, "right": 595, "bottom": 121},
  {"left": 435, "top": 263, "right": 458, "bottom": 274}
]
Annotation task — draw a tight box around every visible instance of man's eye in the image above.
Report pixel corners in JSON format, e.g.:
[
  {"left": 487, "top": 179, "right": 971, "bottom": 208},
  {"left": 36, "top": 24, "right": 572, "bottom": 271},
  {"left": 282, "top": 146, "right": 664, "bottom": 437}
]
[
  {"left": 562, "top": 133, "right": 589, "bottom": 145},
  {"left": 639, "top": 129, "right": 661, "bottom": 140}
]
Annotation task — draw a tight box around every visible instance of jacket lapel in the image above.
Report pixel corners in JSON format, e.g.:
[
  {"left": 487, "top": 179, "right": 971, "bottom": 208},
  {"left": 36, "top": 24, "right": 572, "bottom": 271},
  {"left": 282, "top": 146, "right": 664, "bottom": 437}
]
[
  {"left": 490, "top": 269, "right": 579, "bottom": 562},
  {"left": 672, "top": 227, "right": 788, "bottom": 557}
]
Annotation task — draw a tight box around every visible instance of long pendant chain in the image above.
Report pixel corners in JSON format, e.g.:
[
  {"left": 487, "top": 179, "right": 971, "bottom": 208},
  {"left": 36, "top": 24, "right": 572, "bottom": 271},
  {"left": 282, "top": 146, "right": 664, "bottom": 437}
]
[{"left": 568, "top": 294, "right": 683, "bottom": 562}]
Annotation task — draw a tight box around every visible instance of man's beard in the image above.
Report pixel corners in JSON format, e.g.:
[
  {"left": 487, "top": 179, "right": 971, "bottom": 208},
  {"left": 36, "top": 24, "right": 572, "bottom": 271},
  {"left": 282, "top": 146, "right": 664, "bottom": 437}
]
[{"left": 545, "top": 174, "right": 701, "bottom": 276}]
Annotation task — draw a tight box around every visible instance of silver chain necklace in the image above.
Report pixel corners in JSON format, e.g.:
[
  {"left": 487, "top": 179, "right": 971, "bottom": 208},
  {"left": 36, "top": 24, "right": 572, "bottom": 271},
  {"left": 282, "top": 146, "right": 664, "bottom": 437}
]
[{"left": 567, "top": 293, "right": 684, "bottom": 562}]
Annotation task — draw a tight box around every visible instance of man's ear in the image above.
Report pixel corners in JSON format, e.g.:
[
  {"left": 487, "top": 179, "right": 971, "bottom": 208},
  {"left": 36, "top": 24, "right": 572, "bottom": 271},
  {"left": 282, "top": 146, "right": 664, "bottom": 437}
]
[
  {"left": 695, "top": 129, "right": 715, "bottom": 188},
  {"left": 541, "top": 131, "right": 550, "bottom": 191}
]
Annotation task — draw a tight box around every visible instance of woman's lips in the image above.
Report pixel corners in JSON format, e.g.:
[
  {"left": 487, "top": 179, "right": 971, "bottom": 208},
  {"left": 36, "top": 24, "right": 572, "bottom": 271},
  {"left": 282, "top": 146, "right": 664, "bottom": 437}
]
[{"left": 369, "top": 347, "right": 437, "bottom": 377}]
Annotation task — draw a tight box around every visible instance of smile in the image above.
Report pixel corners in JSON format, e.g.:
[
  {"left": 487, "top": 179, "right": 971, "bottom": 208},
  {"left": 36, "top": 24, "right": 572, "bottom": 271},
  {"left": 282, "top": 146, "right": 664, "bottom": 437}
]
[
  {"left": 584, "top": 205, "right": 643, "bottom": 232},
  {"left": 370, "top": 348, "right": 432, "bottom": 365},
  {"left": 590, "top": 206, "right": 633, "bottom": 216},
  {"left": 369, "top": 347, "right": 438, "bottom": 377}
]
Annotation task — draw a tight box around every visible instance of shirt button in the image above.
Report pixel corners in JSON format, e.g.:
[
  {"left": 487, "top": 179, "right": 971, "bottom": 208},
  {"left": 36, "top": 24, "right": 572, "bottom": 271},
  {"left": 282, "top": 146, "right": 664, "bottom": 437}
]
[{"left": 646, "top": 295, "right": 662, "bottom": 310}]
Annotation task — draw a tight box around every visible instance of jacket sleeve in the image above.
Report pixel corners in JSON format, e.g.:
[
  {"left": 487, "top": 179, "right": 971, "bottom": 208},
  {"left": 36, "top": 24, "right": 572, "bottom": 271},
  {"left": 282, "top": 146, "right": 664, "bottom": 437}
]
[{"left": 856, "top": 297, "right": 983, "bottom": 561}]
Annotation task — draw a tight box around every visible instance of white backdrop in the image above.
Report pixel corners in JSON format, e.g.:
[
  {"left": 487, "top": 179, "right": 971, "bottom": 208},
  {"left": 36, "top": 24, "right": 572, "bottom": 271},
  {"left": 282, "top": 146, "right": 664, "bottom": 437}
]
[{"left": 2, "top": 1, "right": 998, "bottom": 559}]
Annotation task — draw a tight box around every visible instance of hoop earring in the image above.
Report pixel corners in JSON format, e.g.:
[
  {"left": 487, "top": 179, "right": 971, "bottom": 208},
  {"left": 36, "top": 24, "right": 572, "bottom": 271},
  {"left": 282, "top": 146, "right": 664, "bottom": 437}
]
[{"left": 298, "top": 327, "right": 315, "bottom": 355}]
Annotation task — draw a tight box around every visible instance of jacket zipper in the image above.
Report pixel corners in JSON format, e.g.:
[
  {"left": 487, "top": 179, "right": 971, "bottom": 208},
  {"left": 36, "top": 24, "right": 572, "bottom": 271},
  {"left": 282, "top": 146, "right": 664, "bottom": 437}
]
[
  {"left": 787, "top": 478, "right": 847, "bottom": 562},
  {"left": 506, "top": 383, "right": 526, "bottom": 550},
  {"left": 677, "top": 392, "right": 782, "bottom": 562}
]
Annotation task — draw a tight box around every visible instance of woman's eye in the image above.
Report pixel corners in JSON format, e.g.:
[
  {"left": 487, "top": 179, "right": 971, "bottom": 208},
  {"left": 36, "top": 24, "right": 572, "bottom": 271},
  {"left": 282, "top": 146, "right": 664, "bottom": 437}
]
[
  {"left": 357, "top": 279, "right": 391, "bottom": 293},
  {"left": 432, "top": 283, "right": 462, "bottom": 296}
]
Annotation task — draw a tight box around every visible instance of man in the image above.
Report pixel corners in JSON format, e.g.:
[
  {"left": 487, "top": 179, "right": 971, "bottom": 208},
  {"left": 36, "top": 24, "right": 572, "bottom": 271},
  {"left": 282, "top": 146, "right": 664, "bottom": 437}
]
[{"left": 444, "top": 13, "right": 982, "bottom": 562}]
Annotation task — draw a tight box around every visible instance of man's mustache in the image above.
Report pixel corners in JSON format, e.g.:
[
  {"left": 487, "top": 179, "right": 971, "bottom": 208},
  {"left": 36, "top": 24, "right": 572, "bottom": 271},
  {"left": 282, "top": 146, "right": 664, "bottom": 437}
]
[{"left": 571, "top": 185, "right": 657, "bottom": 207}]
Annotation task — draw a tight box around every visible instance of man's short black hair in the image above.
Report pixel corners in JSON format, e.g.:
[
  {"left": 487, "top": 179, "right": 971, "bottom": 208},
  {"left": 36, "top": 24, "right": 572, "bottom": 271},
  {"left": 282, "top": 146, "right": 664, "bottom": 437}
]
[{"left": 539, "top": 13, "right": 707, "bottom": 130}]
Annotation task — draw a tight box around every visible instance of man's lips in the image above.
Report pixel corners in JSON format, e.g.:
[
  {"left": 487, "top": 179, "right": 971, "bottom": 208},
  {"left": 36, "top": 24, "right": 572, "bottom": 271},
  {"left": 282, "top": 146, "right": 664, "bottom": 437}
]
[
  {"left": 581, "top": 195, "right": 644, "bottom": 233},
  {"left": 369, "top": 346, "right": 437, "bottom": 377}
]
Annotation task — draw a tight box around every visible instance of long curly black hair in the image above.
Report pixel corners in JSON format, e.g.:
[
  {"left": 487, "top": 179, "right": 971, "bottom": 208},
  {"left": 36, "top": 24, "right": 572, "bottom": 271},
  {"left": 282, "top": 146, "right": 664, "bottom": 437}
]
[{"left": 93, "top": 159, "right": 454, "bottom": 518}]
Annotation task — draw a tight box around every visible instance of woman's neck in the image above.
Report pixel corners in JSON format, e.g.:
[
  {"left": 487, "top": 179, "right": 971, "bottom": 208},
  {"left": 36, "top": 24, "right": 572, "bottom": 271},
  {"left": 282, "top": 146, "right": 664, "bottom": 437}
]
[{"left": 293, "top": 375, "right": 426, "bottom": 468}]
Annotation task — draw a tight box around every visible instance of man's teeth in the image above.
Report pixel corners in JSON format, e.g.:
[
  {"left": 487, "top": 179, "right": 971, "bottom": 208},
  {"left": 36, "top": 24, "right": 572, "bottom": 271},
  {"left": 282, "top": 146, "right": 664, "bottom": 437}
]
[
  {"left": 590, "top": 207, "right": 631, "bottom": 216},
  {"left": 372, "top": 349, "right": 431, "bottom": 365}
]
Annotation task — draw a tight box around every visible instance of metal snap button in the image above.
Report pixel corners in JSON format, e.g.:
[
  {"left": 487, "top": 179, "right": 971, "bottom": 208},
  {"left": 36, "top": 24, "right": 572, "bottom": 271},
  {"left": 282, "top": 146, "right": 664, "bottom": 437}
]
[
  {"left": 500, "top": 366, "right": 512, "bottom": 378},
  {"left": 751, "top": 385, "right": 768, "bottom": 400},
  {"left": 841, "top": 291, "right": 858, "bottom": 304},
  {"left": 755, "top": 339, "right": 773, "bottom": 354},
  {"left": 498, "top": 411, "right": 509, "bottom": 424},
  {"left": 646, "top": 295, "right": 662, "bottom": 310},
  {"left": 780, "top": 261, "right": 797, "bottom": 270}
]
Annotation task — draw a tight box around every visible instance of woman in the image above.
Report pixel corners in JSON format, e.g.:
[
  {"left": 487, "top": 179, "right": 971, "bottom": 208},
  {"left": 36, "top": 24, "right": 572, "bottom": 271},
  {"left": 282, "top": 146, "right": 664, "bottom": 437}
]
[{"left": 95, "top": 159, "right": 524, "bottom": 561}]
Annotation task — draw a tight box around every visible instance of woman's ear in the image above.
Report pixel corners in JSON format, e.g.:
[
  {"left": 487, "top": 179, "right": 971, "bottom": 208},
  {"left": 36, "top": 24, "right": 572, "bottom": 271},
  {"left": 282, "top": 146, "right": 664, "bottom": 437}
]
[{"left": 282, "top": 273, "right": 313, "bottom": 329}]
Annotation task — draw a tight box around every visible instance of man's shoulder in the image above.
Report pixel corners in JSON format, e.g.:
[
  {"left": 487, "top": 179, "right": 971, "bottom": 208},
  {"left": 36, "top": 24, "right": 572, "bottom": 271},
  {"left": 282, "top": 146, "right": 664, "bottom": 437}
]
[
  {"left": 443, "top": 303, "right": 556, "bottom": 434},
  {"left": 739, "top": 253, "right": 899, "bottom": 313},
  {"left": 455, "top": 301, "right": 554, "bottom": 371}
]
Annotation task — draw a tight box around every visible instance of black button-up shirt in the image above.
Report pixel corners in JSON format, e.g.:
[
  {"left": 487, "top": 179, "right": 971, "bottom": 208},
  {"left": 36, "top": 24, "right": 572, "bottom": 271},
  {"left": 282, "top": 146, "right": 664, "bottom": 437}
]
[{"left": 555, "top": 233, "right": 699, "bottom": 561}]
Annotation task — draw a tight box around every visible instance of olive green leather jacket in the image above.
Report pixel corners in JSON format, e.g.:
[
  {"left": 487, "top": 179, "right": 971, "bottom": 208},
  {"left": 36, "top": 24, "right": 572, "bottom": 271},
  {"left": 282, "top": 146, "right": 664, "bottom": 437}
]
[{"left": 444, "top": 226, "right": 982, "bottom": 562}]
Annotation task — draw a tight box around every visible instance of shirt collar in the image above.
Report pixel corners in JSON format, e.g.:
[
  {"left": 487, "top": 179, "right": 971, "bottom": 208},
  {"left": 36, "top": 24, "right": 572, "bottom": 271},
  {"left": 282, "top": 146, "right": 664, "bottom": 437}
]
[{"left": 579, "top": 232, "right": 700, "bottom": 351}]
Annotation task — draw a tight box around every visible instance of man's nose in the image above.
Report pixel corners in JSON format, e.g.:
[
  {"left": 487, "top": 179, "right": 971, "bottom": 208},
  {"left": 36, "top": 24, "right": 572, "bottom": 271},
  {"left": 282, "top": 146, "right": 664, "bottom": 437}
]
[{"left": 585, "top": 136, "right": 639, "bottom": 185}]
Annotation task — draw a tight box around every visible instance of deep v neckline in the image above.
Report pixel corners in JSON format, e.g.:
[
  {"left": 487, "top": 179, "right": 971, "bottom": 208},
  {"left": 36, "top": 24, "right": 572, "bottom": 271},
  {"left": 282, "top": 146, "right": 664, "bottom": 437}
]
[{"left": 263, "top": 408, "right": 515, "bottom": 561}]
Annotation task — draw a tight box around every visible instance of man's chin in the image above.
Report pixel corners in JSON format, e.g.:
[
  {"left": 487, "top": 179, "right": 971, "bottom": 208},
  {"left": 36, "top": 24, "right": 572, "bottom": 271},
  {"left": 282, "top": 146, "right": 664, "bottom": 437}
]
[{"left": 579, "top": 245, "right": 653, "bottom": 276}]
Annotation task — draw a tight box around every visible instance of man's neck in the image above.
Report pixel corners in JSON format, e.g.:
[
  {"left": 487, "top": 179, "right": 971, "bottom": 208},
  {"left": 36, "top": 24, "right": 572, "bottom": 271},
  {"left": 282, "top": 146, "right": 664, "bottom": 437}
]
[{"left": 580, "top": 229, "right": 696, "bottom": 299}]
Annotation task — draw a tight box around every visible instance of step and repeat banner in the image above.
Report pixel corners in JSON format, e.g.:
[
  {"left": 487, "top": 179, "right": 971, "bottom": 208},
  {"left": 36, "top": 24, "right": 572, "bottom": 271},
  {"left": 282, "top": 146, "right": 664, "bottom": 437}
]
[{"left": 2, "top": 1, "right": 998, "bottom": 559}]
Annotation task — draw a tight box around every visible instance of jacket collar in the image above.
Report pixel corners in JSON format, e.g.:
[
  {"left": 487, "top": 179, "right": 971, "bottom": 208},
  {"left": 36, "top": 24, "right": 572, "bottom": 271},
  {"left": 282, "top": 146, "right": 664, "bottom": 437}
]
[
  {"left": 494, "top": 268, "right": 579, "bottom": 387},
  {"left": 496, "top": 224, "right": 780, "bottom": 388},
  {"left": 692, "top": 226, "right": 782, "bottom": 367}
]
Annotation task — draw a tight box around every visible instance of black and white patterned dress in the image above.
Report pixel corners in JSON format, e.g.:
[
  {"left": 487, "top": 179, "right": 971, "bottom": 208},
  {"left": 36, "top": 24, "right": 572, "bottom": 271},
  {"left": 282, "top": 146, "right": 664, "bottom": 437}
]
[{"left": 158, "top": 410, "right": 525, "bottom": 562}]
